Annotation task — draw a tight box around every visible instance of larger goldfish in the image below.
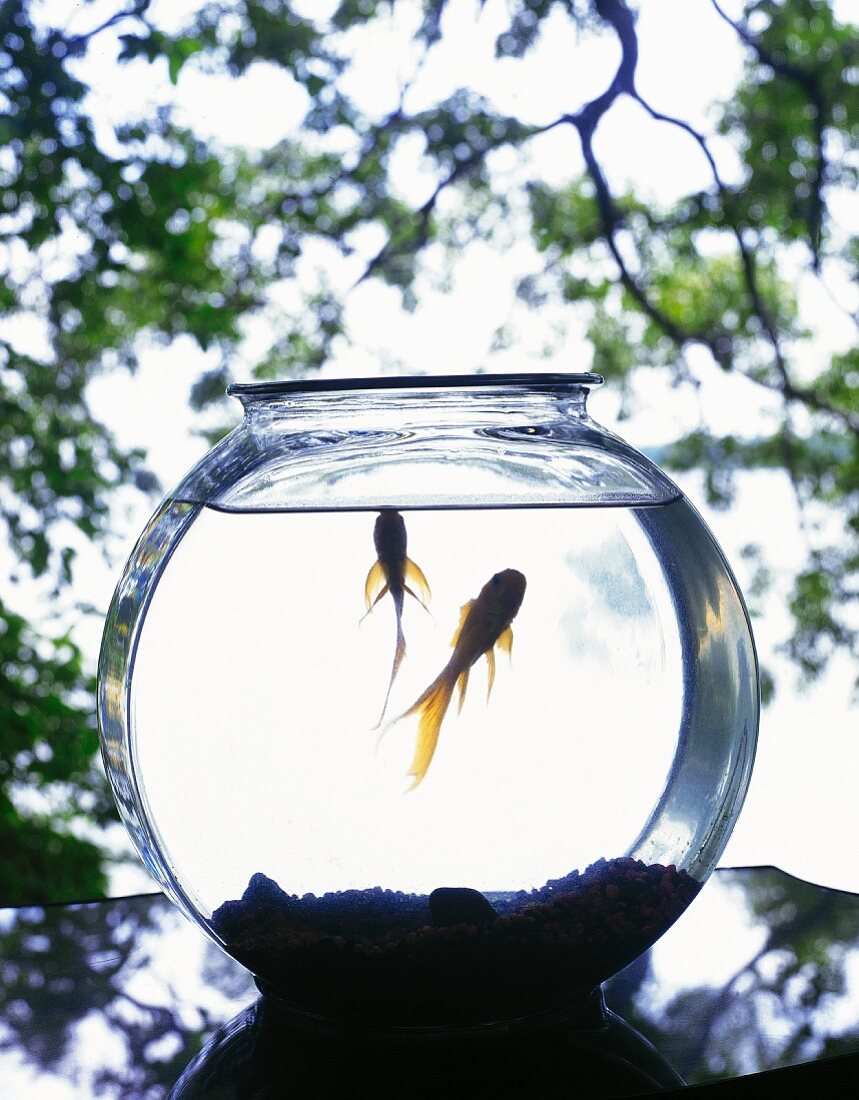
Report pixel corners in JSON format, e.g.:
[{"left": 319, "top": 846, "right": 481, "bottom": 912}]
[
  {"left": 363, "top": 510, "right": 432, "bottom": 726},
  {"left": 392, "top": 568, "right": 526, "bottom": 790}
]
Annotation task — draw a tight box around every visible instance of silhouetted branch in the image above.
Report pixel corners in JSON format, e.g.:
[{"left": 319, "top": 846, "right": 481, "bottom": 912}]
[
  {"left": 562, "top": 1, "right": 707, "bottom": 350},
  {"left": 817, "top": 275, "right": 859, "bottom": 330},
  {"left": 633, "top": 93, "right": 790, "bottom": 359},
  {"left": 355, "top": 146, "right": 493, "bottom": 287},
  {"left": 628, "top": 92, "right": 811, "bottom": 489},
  {"left": 564, "top": 2, "right": 859, "bottom": 432},
  {"left": 698, "top": 887, "right": 839, "bottom": 1056},
  {"left": 66, "top": 1, "right": 152, "bottom": 53}
]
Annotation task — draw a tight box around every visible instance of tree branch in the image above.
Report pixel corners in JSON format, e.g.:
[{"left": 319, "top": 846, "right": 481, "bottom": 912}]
[
  {"left": 628, "top": 91, "right": 821, "bottom": 477},
  {"left": 66, "top": 2, "right": 152, "bottom": 54},
  {"left": 354, "top": 149, "right": 485, "bottom": 287},
  {"left": 697, "top": 885, "right": 839, "bottom": 1055},
  {"left": 561, "top": 1, "right": 701, "bottom": 348},
  {"left": 560, "top": 1, "right": 859, "bottom": 433}
]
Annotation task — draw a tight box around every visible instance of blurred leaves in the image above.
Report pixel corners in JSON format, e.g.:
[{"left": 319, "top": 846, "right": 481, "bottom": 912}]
[
  {"left": 718, "top": 0, "right": 859, "bottom": 265},
  {"left": 0, "top": 597, "right": 111, "bottom": 902}
]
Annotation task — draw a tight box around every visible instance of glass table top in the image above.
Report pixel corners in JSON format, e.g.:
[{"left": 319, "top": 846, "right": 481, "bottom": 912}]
[{"left": 2, "top": 866, "right": 858, "bottom": 1097}]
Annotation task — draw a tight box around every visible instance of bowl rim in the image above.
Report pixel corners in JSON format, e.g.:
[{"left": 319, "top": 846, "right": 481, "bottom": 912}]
[{"left": 227, "top": 372, "right": 604, "bottom": 398}]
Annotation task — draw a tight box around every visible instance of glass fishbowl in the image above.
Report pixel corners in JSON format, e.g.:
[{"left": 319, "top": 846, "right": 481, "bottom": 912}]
[{"left": 98, "top": 374, "right": 758, "bottom": 1033}]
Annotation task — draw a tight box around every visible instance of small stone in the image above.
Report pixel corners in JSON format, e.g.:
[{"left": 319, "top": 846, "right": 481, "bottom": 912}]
[
  {"left": 244, "top": 872, "right": 293, "bottom": 906},
  {"left": 429, "top": 887, "right": 498, "bottom": 928}
]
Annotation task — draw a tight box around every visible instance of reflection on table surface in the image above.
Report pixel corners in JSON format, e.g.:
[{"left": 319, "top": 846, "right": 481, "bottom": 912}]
[{"left": 1, "top": 867, "right": 858, "bottom": 1097}]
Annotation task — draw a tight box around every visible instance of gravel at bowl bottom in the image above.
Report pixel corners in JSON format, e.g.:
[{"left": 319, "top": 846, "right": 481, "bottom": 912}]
[{"left": 210, "top": 856, "right": 701, "bottom": 1028}]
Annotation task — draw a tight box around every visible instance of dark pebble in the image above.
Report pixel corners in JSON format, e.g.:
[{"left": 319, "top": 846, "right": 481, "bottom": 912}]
[
  {"left": 429, "top": 887, "right": 498, "bottom": 927},
  {"left": 244, "top": 872, "right": 294, "bottom": 907}
]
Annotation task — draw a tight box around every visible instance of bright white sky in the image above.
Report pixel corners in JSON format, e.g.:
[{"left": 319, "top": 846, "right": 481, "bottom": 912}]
[{"left": 14, "top": 0, "right": 858, "bottom": 891}]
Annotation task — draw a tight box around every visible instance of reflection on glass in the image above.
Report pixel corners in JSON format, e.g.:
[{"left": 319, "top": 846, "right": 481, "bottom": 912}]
[
  {"left": 605, "top": 868, "right": 859, "bottom": 1085},
  {"left": 1, "top": 870, "right": 857, "bottom": 1095},
  {"left": 0, "top": 895, "right": 254, "bottom": 1097},
  {"left": 170, "top": 989, "right": 685, "bottom": 1099}
]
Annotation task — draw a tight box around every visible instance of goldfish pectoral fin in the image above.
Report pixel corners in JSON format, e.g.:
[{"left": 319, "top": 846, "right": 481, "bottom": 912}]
[
  {"left": 450, "top": 600, "right": 474, "bottom": 648},
  {"left": 497, "top": 624, "right": 514, "bottom": 657},
  {"left": 485, "top": 647, "right": 496, "bottom": 701},
  {"left": 404, "top": 585, "right": 435, "bottom": 624},
  {"left": 404, "top": 676, "right": 454, "bottom": 790},
  {"left": 456, "top": 668, "right": 470, "bottom": 714},
  {"left": 364, "top": 561, "right": 387, "bottom": 611},
  {"left": 404, "top": 558, "right": 432, "bottom": 608},
  {"left": 403, "top": 584, "right": 433, "bottom": 619}
]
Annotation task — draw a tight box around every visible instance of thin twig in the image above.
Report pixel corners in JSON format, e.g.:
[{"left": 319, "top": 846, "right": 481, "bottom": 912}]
[
  {"left": 66, "top": 2, "right": 152, "bottom": 53},
  {"left": 354, "top": 149, "right": 485, "bottom": 286},
  {"left": 629, "top": 91, "right": 814, "bottom": 486}
]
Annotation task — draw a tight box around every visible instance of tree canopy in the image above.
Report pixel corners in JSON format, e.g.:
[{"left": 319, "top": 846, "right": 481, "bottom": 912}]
[{"left": 0, "top": 0, "right": 856, "bottom": 901}]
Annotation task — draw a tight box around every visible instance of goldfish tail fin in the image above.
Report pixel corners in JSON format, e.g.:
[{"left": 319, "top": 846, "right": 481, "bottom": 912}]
[
  {"left": 364, "top": 560, "right": 387, "bottom": 612},
  {"left": 404, "top": 558, "right": 432, "bottom": 610},
  {"left": 371, "top": 619, "right": 406, "bottom": 730},
  {"left": 485, "top": 647, "right": 496, "bottom": 701},
  {"left": 402, "top": 673, "right": 455, "bottom": 791},
  {"left": 456, "top": 667, "right": 470, "bottom": 714}
]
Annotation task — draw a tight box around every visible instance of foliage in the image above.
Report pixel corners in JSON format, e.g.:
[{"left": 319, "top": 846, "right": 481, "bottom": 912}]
[
  {"left": 0, "top": 596, "right": 111, "bottom": 902},
  {"left": 0, "top": 0, "right": 856, "bottom": 900}
]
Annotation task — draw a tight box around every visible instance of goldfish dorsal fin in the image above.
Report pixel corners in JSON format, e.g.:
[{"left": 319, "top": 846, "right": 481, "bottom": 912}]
[
  {"left": 497, "top": 624, "right": 514, "bottom": 656},
  {"left": 404, "top": 557, "right": 432, "bottom": 609},
  {"left": 456, "top": 667, "right": 470, "bottom": 714},
  {"left": 450, "top": 600, "right": 474, "bottom": 647},
  {"left": 485, "top": 647, "right": 496, "bottom": 701},
  {"left": 364, "top": 560, "right": 387, "bottom": 611}
]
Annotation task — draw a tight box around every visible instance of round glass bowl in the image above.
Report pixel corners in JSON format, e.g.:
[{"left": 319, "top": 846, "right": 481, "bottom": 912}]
[{"left": 98, "top": 374, "right": 758, "bottom": 1033}]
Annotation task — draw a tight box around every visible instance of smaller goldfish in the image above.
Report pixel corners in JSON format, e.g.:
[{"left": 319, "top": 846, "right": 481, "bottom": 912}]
[
  {"left": 363, "top": 510, "right": 432, "bottom": 726},
  {"left": 391, "top": 568, "right": 526, "bottom": 790}
]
